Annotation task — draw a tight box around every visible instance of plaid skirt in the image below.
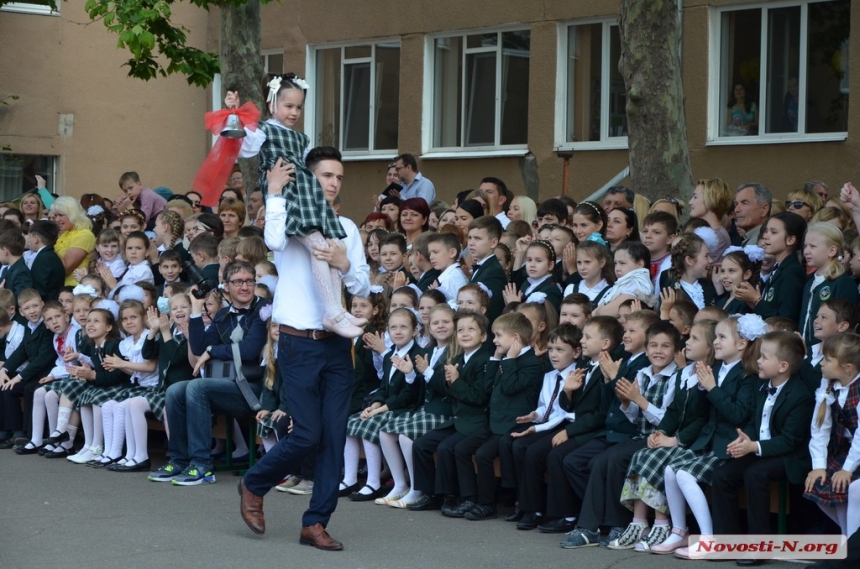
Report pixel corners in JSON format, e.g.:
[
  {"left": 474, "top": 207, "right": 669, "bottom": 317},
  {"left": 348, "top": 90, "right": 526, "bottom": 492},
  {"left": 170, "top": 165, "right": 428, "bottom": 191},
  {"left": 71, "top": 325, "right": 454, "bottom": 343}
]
[
  {"left": 383, "top": 409, "right": 450, "bottom": 441},
  {"left": 346, "top": 410, "right": 397, "bottom": 445},
  {"left": 43, "top": 378, "right": 75, "bottom": 394},
  {"left": 667, "top": 449, "right": 725, "bottom": 485},
  {"left": 50, "top": 378, "right": 90, "bottom": 402},
  {"left": 256, "top": 413, "right": 291, "bottom": 440},
  {"left": 74, "top": 384, "right": 136, "bottom": 407},
  {"left": 804, "top": 442, "right": 860, "bottom": 507},
  {"left": 622, "top": 446, "right": 696, "bottom": 513},
  {"left": 121, "top": 386, "right": 167, "bottom": 421}
]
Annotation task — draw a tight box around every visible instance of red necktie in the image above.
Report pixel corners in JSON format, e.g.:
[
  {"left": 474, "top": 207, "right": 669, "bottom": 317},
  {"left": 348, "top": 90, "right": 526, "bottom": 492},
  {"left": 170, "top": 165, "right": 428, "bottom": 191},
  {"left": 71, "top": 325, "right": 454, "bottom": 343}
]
[{"left": 56, "top": 333, "right": 65, "bottom": 356}]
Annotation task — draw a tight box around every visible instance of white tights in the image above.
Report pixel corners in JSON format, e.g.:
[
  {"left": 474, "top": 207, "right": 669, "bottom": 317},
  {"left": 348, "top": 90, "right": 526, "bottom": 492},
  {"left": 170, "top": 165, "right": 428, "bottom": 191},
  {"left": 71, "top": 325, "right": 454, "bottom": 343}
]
[
  {"left": 665, "top": 466, "right": 714, "bottom": 535},
  {"left": 379, "top": 431, "right": 409, "bottom": 498},
  {"left": 124, "top": 397, "right": 153, "bottom": 463},
  {"left": 296, "top": 232, "right": 344, "bottom": 321},
  {"left": 80, "top": 405, "right": 103, "bottom": 450},
  {"left": 101, "top": 400, "right": 127, "bottom": 460}
]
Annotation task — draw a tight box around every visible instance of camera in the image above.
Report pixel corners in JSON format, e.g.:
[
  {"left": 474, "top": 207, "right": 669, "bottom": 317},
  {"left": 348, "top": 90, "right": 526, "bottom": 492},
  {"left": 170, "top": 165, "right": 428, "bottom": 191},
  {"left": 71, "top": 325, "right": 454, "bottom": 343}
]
[{"left": 183, "top": 259, "right": 216, "bottom": 299}]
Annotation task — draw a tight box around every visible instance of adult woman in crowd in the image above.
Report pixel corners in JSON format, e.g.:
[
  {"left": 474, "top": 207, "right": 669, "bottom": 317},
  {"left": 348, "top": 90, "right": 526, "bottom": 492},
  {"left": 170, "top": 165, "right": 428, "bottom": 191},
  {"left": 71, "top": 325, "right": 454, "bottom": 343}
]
[
  {"left": 400, "top": 198, "right": 431, "bottom": 248},
  {"left": 20, "top": 192, "right": 45, "bottom": 224},
  {"left": 688, "top": 177, "right": 734, "bottom": 261},
  {"left": 221, "top": 187, "right": 244, "bottom": 204},
  {"left": 605, "top": 207, "right": 640, "bottom": 252},
  {"left": 50, "top": 196, "right": 96, "bottom": 286},
  {"left": 363, "top": 212, "right": 393, "bottom": 232},
  {"left": 649, "top": 198, "right": 684, "bottom": 219},
  {"left": 185, "top": 191, "right": 204, "bottom": 214},
  {"left": 185, "top": 212, "right": 224, "bottom": 243},
  {"left": 454, "top": 199, "right": 484, "bottom": 238},
  {"left": 218, "top": 198, "right": 246, "bottom": 239},
  {"left": 386, "top": 163, "right": 399, "bottom": 186},
  {"left": 725, "top": 82, "right": 758, "bottom": 136},
  {"left": 507, "top": 196, "right": 537, "bottom": 227},
  {"left": 379, "top": 196, "right": 401, "bottom": 232},
  {"left": 466, "top": 189, "right": 491, "bottom": 216}
]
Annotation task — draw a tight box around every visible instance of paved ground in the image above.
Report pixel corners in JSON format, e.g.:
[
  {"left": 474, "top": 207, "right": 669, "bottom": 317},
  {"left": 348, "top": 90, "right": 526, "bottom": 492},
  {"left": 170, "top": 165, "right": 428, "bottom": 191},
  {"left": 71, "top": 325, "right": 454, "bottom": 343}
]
[{"left": 0, "top": 452, "right": 809, "bottom": 569}]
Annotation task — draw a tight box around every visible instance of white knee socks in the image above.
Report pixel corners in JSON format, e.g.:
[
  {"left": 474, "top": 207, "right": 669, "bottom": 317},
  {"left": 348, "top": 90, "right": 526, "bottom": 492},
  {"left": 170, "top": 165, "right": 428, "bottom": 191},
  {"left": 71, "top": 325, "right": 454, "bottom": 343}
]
[
  {"left": 125, "top": 397, "right": 152, "bottom": 463},
  {"left": 30, "top": 387, "right": 48, "bottom": 446},
  {"left": 360, "top": 440, "right": 383, "bottom": 494},
  {"left": 398, "top": 434, "right": 424, "bottom": 504},
  {"left": 342, "top": 436, "right": 361, "bottom": 487},
  {"left": 45, "top": 390, "right": 59, "bottom": 437},
  {"left": 676, "top": 469, "right": 713, "bottom": 535},
  {"left": 379, "top": 431, "right": 408, "bottom": 498}
]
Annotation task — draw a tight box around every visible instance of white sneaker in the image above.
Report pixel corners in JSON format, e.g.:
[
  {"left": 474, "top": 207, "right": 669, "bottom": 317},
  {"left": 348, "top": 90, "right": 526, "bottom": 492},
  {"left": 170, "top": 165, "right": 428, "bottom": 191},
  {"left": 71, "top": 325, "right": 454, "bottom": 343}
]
[
  {"left": 67, "top": 446, "right": 95, "bottom": 464},
  {"left": 285, "top": 479, "right": 314, "bottom": 495},
  {"left": 607, "top": 522, "right": 649, "bottom": 550},
  {"left": 275, "top": 475, "right": 300, "bottom": 492}
]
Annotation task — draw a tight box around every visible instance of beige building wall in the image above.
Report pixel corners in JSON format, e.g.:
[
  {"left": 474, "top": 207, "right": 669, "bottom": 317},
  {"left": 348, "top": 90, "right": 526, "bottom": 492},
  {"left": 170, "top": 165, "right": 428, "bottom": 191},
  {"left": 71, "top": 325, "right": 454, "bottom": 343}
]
[
  {"left": 0, "top": 0, "right": 210, "bottom": 201},
  {"left": 2, "top": 0, "right": 858, "bottom": 221}
]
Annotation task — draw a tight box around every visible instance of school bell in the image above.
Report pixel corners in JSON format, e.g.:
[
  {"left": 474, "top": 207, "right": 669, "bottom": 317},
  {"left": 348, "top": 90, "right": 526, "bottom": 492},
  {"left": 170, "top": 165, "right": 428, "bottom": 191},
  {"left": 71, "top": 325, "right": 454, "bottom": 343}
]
[{"left": 220, "top": 113, "right": 246, "bottom": 139}]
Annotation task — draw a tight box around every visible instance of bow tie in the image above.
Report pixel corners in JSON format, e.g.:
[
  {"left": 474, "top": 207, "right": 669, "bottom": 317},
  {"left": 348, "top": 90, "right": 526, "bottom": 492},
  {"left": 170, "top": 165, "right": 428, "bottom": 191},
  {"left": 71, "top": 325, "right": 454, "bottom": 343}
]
[
  {"left": 231, "top": 307, "right": 250, "bottom": 315},
  {"left": 471, "top": 264, "right": 480, "bottom": 274},
  {"left": 760, "top": 384, "right": 777, "bottom": 396}
]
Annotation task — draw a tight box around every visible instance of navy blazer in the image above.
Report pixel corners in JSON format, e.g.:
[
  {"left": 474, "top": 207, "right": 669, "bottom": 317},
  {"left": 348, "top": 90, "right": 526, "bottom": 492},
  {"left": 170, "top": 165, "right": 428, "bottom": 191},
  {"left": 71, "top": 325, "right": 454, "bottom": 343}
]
[{"left": 188, "top": 297, "right": 270, "bottom": 373}]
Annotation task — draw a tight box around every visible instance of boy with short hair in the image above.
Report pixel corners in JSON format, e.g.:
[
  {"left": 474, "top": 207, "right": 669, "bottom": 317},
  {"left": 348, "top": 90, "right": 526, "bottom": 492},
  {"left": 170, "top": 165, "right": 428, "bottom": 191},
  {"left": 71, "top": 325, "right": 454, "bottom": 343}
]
[
  {"left": 0, "top": 228, "right": 33, "bottom": 298},
  {"left": 217, "top": 237, "right": 240, "bottom": 280},
  {"left": 116, "top": 171, "right": 166, "bottom": 224},
  {"left": 0, "top": 289, "right": 54, "bottom": 447},
  {"left": 378, "top": 233, "right": 416, "bottom": 286},
  {"left": 467, "top": 216, "right": 506, "bottom": 321},
  {"left": 188, "top": 233, "right": 220, "bottom": 284},
  {"left": 442, "top": 312, "right": 542, "bottom": 519},
  {"left": 662, "top": 299, "right": 696, "bottom": 339},
  {"left": 427, "top": 233, "right": 468, "bottom": 303},
  {"left": 412, "top": 232, "right": 440, "bottom": 292},
  {"left": 641, "top": 212, "right": 678, "bottom": 291},
  {"left": 559, "top": 293, "right": 592, "bottom": 329},
  {"left": 0, "top": 289, "right": 23, "bottom": 368},
  {"left": 26, "top": 220, "right": 65, "bottom": 302},
  {"left": 710, "top": 331, "right": 812, "bottom": 540},
  {"left": 562, "top": 320, "right": 681, "bottom": 548},
  {"left": 157, "top": 249, "right": 184, "bottom": 296},
  {"left": 549, "top": 225, "right": 575, "bottom": 283},
  {"left": 410, "top": 311, "right": 492, "bottom": 512},
  {"left": 801, "top": 298, "right": 858, "bottom": 392}
]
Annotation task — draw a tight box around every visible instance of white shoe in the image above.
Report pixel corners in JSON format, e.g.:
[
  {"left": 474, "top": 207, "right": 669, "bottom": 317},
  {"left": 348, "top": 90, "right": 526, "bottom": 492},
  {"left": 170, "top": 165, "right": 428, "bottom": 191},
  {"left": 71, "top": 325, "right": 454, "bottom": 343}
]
[
  {"left": 285, "top": 479, "right": 314, "bottom": 495},
  {"left": 67, "top": 447, "right": 95, "bottom": 464},
  {"left": 275, "top": 475, "right": 300, "bottom": 492},
  {"left": 607, "top": 522, "right": 649, "bottom": 550}
]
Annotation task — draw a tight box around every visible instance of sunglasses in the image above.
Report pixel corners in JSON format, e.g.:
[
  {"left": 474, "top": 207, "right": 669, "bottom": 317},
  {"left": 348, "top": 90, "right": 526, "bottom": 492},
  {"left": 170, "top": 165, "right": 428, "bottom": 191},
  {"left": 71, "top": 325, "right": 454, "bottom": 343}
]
[{"left": 785, "top": 200, "right": 810, "bottom": 210}]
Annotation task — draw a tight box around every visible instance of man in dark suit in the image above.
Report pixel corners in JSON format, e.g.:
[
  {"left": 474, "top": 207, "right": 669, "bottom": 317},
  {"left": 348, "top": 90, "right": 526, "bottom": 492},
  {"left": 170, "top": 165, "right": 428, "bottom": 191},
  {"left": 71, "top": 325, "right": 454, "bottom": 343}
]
[
  {"left": 25, "top": 221, "right": 65, "bottom": 302},
  {"left": 467, "top": 216, "right": 506, "bottom": 322}
]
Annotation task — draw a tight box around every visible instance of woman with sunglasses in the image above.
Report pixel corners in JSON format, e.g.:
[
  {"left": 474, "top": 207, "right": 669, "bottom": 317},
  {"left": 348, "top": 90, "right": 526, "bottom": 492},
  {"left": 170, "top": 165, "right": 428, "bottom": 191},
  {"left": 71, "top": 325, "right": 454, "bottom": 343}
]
[
  {"left": 185, "top": 191, "right": 205, "bottom": 214},
  {"left": 785, "top": 189, "right": 822, "bottom": 222}
]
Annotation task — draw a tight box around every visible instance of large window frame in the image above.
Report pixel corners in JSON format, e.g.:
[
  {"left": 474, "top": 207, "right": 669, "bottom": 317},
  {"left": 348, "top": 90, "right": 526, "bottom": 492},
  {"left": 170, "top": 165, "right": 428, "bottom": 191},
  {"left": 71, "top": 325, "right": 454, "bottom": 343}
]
[
  {"left": 0, "top": 154, "right": 57, "bottom": 201},
  {"left": 708, "top": 0, "right": 850, "bottom": 145},
  {"left": 305, "top": 39, "right": 401, "bottom": 161},
  {"left": 0, "top": 1, "right": 57, "bottom": 16},
  {"left": 422, "top": 25, "right": 531, "bottom": 159},
  {"left": 555, "top": 18, "right": 629, "bottom": 152}
]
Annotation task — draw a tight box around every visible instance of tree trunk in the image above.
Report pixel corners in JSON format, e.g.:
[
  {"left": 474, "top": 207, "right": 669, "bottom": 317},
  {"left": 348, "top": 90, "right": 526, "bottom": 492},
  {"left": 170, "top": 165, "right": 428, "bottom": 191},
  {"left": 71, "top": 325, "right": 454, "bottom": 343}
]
[
  {"left": 220, "top": 0, "right": 263, "bottom": 193},
  {"left": 619, "top": 0, "right": 694, "bottom": 203}
]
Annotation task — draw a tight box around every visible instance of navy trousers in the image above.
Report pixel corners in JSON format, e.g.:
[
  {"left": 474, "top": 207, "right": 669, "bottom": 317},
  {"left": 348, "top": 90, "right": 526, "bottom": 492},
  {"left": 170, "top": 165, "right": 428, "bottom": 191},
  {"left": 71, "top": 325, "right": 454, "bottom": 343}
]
[{"left": 243, "top": 333, "right": 353, "bottom": 528}]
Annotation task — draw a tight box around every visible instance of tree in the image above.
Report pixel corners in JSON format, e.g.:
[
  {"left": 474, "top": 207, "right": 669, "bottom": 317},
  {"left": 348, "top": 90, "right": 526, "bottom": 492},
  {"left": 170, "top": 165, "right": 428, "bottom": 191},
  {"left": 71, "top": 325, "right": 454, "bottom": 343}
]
[{"left": 619, "top": 0, "right": 694, "bottom": 203}]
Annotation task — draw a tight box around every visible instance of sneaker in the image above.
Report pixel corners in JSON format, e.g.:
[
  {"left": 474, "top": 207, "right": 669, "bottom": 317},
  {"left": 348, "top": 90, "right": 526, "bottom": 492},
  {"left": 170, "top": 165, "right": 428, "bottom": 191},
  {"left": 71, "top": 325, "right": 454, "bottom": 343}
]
[
  {"left": 635, "top": 524, "right": 671, "bottom": 552},
  {"left": 275, "top": 475, "right": 300, "bottom": 492},
  {"left": 171, "top": 465, "right": 216, "bottom": 486},
  {"left": 599, "top": 526, "right": 625, "bottom": 548},
  {"left": 560, "top": 528, "right": 601, "bottom": 549},
  {"left": 607, "top": 522, "right": 649, "bottom": 550},
  {"left": 148, "top": 461, "right": 184, "bottom": 483},
  {"left": 285, "top": 479, "right": 314, "bottom": 495}
]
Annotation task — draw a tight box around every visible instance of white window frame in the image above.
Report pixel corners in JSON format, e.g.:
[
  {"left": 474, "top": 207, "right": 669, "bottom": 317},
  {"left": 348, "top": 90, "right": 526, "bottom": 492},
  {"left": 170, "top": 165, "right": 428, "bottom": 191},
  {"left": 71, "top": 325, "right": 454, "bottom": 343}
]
[
  {"left": 0, "top": 2, "right": 57, "bottom": 15},
  {"left": 421, "top": 25, "right": 531, "bottom": 159},
  {"left": 261, "top": 49, "right": 284, "bottom": 75},
  {"left": 555, "top": 18, "right": 629, "bottom": 152},
  {"left": 305, "top": 39, "right": 401, "bottom": 162},
  {"left": 707, "top": 0, "right": 849, "bottom": 146}
]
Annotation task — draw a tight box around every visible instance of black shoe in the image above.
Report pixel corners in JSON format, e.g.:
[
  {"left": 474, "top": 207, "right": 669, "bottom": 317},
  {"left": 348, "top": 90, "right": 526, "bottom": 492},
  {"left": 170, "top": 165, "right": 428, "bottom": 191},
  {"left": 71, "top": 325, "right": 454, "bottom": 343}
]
[
  {"left": 0, "top": 439, "right": 15, "bottom": 449},
  {"left": 736, "top": 561, "right": 764, "bottom": 567},
  {"left": 45, "top": 431, "right": 70, "bottom": 445},
  {"left": 516, "top": 512, "right": 541, "bottom": 530},
  {"left": 347, "top": 484, "right": 381, "bottom": 502},
  {"left": 108, "top": 458, "right": 152, "bottom": 472},
  {"left": 505, "top": 506, "right": 524, "bottom": 522},
  {"left": 464, "top": 504, "right": 497, "bottom": 520},
  {"left": 338, "top": 481, "right": 360, "bottom": 497},
  {"left": 14, "top": 442, "right": 42, "bottom": 455},
  {"left": 43, "top": 447, "right": 70, "bottom": 459},
  {"left": 538, "top": 517, "right": 576, "bottom": 533},
  {"left": 442, "top": 499, "right": 477, "bottom": 518},
  {"left": 405, "top": 494, "right": 442, "bottom": 511}
]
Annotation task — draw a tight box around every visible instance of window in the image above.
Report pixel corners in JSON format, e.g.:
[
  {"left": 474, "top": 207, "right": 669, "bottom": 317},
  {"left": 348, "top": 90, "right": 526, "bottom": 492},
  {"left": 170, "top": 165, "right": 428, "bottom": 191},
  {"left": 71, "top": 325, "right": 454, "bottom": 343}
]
[
  {"left": 261, "top": 50, "right": 284, "bottom": 75},
  {"left": 428, "top": 28, "right": 530, "bottom": 153},
  {"left": 0, "top": 154, "right": 56, "bottom": 201},
  {"left": 0, "top": 1, "right": 57, "bottom": 15},
  {"left": 309, "top": 42, "right": 400, "bottom": 157},
  {"left": 712, "top": 0, "right": 850, "bottom": 142},
  {"left": 558, "top": 21, "right": 628, "bottom": 149}
]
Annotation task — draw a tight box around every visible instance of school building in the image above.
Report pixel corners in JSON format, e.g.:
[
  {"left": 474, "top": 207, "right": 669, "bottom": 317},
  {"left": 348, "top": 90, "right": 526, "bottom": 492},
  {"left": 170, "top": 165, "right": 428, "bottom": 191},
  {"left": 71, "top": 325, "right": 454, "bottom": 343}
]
[{"left": 1, "top": 0, "right": 857, "bottom": 217}]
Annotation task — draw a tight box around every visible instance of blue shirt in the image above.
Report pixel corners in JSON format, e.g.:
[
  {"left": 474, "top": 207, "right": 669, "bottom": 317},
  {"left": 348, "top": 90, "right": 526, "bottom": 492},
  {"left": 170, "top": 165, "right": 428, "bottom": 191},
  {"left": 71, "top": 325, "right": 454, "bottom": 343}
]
[{"left": 400, "top": 172, "right": 436, "bottom": 204}]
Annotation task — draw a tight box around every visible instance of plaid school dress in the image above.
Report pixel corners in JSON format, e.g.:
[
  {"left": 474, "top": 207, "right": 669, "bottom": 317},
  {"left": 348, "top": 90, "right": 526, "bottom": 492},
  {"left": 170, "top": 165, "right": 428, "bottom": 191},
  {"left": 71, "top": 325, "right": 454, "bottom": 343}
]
[
  {"left": 70, "top": 342, "right": 133, "bottom": 407},
  {"left": 384, "top": 346, "right": 452, "bottom": 440},
  {"left": 257, "top": 121, "right": 346, "bottom": 240},
  {"left": 804, "top": 380, "right": 860, "bottom": 507}
]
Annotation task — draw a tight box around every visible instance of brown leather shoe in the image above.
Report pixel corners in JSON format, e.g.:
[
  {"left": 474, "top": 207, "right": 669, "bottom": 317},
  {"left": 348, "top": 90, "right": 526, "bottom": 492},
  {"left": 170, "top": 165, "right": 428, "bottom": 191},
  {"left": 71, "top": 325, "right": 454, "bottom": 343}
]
[
  {"left": 238, "top": 479, "right": 265, "bottom": 535},
  {"left": 300, "top": 522, "right": 344, "bottom": 551}
]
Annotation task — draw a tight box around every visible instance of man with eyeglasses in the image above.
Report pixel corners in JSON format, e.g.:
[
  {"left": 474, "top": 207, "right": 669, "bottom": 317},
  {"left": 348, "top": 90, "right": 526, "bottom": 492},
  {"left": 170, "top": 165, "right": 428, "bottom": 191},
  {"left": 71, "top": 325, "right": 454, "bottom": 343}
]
[
  {"left": 237, "top": 146, "right": 370, "bottom": 551},
  {"left": 148, "top": 260, "right": 270, "bottom": 487},
  {"left": 391, "top": 153, "right": 436, "bottom": 205},
  {"left": 733, "top": 182, "right": 772, "bottom": 247}
]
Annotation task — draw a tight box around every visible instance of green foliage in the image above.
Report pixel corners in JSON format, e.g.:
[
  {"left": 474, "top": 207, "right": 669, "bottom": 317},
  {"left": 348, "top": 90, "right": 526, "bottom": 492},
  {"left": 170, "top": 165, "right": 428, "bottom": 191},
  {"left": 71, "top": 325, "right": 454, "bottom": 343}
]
[{"left": 83, "top": 0, "right": 252, "bottom": 87}]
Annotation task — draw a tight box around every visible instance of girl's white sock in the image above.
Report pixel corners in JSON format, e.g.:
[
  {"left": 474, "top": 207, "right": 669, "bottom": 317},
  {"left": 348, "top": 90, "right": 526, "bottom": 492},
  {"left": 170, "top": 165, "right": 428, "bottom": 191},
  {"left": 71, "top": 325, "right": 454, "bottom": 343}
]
[
  {"left": 62, "top": 425, "right": 78, "bottom": 450},
  {"left": 127, "top": 397, "right": 152, "bottom": 463},
  {"left": 399, "top": 435, "right": 416, "bottom": 489},
  {"left": 91, "top": 405, "right": 104, "bottom": 449},
  {"left": 360, "top": 441, "right": 383, "bottom": 493},
  {"left": 30, "top": 387, "right": 47, "bottom": 446},
  {"left": 55, "top": 406, "right": 72, "bottom": 437},
  {"left": 45, "top": 390, "right": 59, "bottom": 435},
  {"left": 341, "top": 436, "right": 360, "bottom": 487},
  {"left": 107, "top": 401, "right": 127, "bottom": 460},
  {"left": 379, "top": 432, "right": 408, "bottom": 498},
  {"left": 80, "top": 406, "right": 94, "bottom": 448},
  {"left": 101, "top": 401, "right": 117, "bottom": 458},
  {"left": 677, "top": 469, "right": 713, "bottom": 534}
]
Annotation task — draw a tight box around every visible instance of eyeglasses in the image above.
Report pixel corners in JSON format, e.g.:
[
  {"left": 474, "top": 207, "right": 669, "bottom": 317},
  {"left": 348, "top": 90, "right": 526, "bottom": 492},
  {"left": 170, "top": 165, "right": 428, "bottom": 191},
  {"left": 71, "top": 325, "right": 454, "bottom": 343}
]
[
  {"left": 228, "top": 279, "right": 256, "bottom": 288},
  {"left": 190, "top": 201, "right": 201, "bottom": 207},
  {"left": 785, "top": 200, "right": 810, "bottom": 210},
  {"left": 187, "top": 226, "right": 205, "bottom": 234}
]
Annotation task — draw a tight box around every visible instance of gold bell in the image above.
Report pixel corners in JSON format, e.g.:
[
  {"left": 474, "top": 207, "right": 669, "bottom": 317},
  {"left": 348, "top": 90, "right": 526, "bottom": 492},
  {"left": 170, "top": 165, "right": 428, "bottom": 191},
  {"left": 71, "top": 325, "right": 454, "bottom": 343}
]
[{"left": 220, "top": 113, "right": 246, "bottom": 139}]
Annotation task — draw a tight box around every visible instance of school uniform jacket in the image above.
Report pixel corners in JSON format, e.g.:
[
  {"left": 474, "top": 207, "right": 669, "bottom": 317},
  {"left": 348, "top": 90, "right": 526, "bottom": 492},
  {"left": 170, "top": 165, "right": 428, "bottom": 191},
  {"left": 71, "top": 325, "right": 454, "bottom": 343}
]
[
  {"left": 713, "top": 292, "right": 751, "bottom": 316},
  {"left": 754, "top": 253, "right": 806, "bottom": 322},
  {"left": 349, "top": 327, "right": 381, "bottom": 415},
  {"left": 558, "top": 360, "right": 606, "bottom": 446},
  {"left": 658, "top": 271, "right": 717, "bottom": 310},
  {"left": 689, "top": 362, "right": 755, "bottom": 458},
  {"left": 471, "top": 255, "right": 507, "bottom": 322},
  {"left": 416, "top": 268, "right": 441, "bottom": 293},
  {"left": 141, "top": 328, "right": 193, "bottom": 390},
  {"left": 422, "top": 345, "right": 454, "bottom": 416},
  {"left": 741, "top": 376, "right": 814, "bottom": 484},
  {"left": 2, "top": 322, "right": 54, "bottom": 382},
  {"left": 486, "top": 349, "right": 543, "bottom": 435},
  {"left": 29, "top": 246, "right": 65, "bottom": 302},
  {"left": 602, "top": 352, "right": 651, "bottom": 443},
  {"left": 800, "top": 273, "right": 859, "bottom": 347},
  {"left": 3, "top": 257, "right": 32, "bottom": 299},
  {"left": 81, "top": 340, "right": 130, "bottom": 387},
  {"left": 798, "top": 357, "right": 823, "bottom": 395},
  {"left": 372, "top": 341, "right": 425, "bottom": 414},
  {"left": 655, "top": 370, "right": 710, "bottom": 447},
  {"left": 512, "top": 269, "right": 563, "bottom": 314},
  {"left": 442, "top": 346, "right": 491, "bottom": 435}
]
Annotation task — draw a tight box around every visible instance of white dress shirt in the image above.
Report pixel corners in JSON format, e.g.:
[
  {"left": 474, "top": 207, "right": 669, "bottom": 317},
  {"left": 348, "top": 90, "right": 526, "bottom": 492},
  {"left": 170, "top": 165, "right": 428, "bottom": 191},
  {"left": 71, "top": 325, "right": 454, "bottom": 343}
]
[
  {"left": 756, "top": 380, "right": 787, "bottom": 455},
  {"left": 48, "top": 322, "right": 80, "bottom": 380},
  {"left": 435, "top": 263, "right": 469, "bottom": 303},
  {"left": 388, "top": 340, "right": 417, "bottom": 384},
  {"left": 422, "top": 345, "right": 448, "bottom": 382},
  {"left": 622, "top": 362, "right": 678, "bottom": 426},
  {"left": 265, "top": 195, "right": 371, "bottom": 329},
  {"left": 119, "top": 333, "right": 158, "bottom": 388},
  {"left": 810, "top": 374, "right": 860, "bottom": 471},
  {"left": 809, "top": 343, "right": 824, "bottom": 368},
  {"left": 716, "top": 360, "right": 741, "bottom": 387},
  {"left": 495, "top": 211, "right": 511, "bottom": 229},
  {"left": 523, "top": 274, "right": 551, "bottom": 297},
  {"left": 111, "top": 262, "right": 155, "bottom": 299},
  {"left": 533, "top": 363, "right": 577, "bottom": 433},
  {"left": 563, "top": 279, "right": 608, "bottom": 302}
]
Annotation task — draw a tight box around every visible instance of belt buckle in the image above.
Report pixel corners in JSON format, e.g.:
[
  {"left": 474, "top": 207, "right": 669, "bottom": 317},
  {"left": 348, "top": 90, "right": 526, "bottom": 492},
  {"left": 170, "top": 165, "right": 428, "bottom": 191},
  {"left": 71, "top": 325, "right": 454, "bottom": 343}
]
[{"left": 311, "top": 329, "right": 322, "bottom": 340}]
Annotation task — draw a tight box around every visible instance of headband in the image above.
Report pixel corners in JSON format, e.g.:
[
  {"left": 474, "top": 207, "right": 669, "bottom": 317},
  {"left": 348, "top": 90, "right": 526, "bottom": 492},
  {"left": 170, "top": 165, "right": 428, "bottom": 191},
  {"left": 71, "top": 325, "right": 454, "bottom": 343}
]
[
  {"left": 120, "top": 209, "right": 146, "bottom": 226},
  {"left": 579, "top": 201, "right": 603, "bottom": 218},
  {"left": 722, "top": 244, "right": 765, "bottom": 262},
  {"left": 529, "top": 239, "right": 557, "bottom": 264}
]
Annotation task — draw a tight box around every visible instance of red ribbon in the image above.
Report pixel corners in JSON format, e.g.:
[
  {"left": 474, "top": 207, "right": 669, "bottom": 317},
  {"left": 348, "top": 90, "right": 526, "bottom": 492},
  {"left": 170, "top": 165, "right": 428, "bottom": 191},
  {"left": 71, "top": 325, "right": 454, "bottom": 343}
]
[{"left": 191, "top": 102, "right": 261, "bottom": 207}]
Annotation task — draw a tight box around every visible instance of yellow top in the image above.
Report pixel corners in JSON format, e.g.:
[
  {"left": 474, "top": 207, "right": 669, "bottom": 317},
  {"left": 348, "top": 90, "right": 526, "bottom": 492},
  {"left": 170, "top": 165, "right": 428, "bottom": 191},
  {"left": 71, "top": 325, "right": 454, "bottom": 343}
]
[{"left": 55, "top": 228, "right": 95, "bottom": 286}]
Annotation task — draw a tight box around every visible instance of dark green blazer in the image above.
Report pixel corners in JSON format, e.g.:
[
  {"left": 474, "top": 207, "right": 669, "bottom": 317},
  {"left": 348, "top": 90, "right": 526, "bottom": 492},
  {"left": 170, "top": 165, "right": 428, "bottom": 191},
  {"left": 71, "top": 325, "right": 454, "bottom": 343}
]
[
  {"left": 659, "top": 272, "right": 717, "bottom": 309},
  {"left": 30, "top": 246, "right": 65, "bottom": 302},
  {"left": 81, "top": 340, "right": 130, "bottom": 387},
  {"left": 798, "top": 357, "right": 822, "bottom": 395},
  {"left": 3, "top": 257, "right": 32, "bottom": 300},
  {"left": 656, "top": 369, "right": 710, "bottom": 447},
  {"left": 416, "top": 268, "right": 441, "bottom": 293},
  {"left": 801, "top": 273, "right": 859, "bottom": 347},
  {"left": 559, "top": 362, "right": 606, "bottom": 446},
  {"left": 201, "top": 263, "right": 220, "bottom": 285},
  {"left": 689, "top": 362, "right": 755, "bottom": 457},
  {"left": 2, "top": 322, "right": 54, "bottom": 382},
  {"left": 713, "top": 292, "right": 751, "bottom": 316},
  {"left": 602, "top": 352, "right": 651, "bottom": 443},
  {"left": 512, "top": 268, "right": 563, "bottom": 314},
  {"left": 741, "top": 376, "right": 814, "bottom": 484},
  {"left": 372, "top": 341, "right": 425, "bottom": 414},
  {"left": 755, "top": 253, "right": 805, "bottom": 322},
  {"left": 443, "top": 346, "right": 491, "bottom": 435},
  {"left": 471, "top": 255, "right": 508, "bottom": 322},
  {"left": 422, "top": 345, "right": 454, "bottom": 416},
  {"left": 486, "top": 349, "right": 543, "bottom": 435},
  {"left": 141, "top": 328, "right": 194, "bottom": 391},
  {"left": 349, "top": 327, "right": 381, "bottom": 415}
]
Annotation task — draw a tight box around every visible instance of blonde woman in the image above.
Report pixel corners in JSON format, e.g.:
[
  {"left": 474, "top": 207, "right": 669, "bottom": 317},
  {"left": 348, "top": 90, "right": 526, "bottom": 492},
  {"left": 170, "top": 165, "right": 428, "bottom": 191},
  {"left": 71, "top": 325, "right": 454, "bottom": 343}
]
[
  {"left": 507, "top": 196, "right": 537, "bottom": 226},
  {"left": 49, "top": 196, "right": 96, "bottom": 286},
  {"left": 688, "top": 178, "right": 734, "bottom": 261}
]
